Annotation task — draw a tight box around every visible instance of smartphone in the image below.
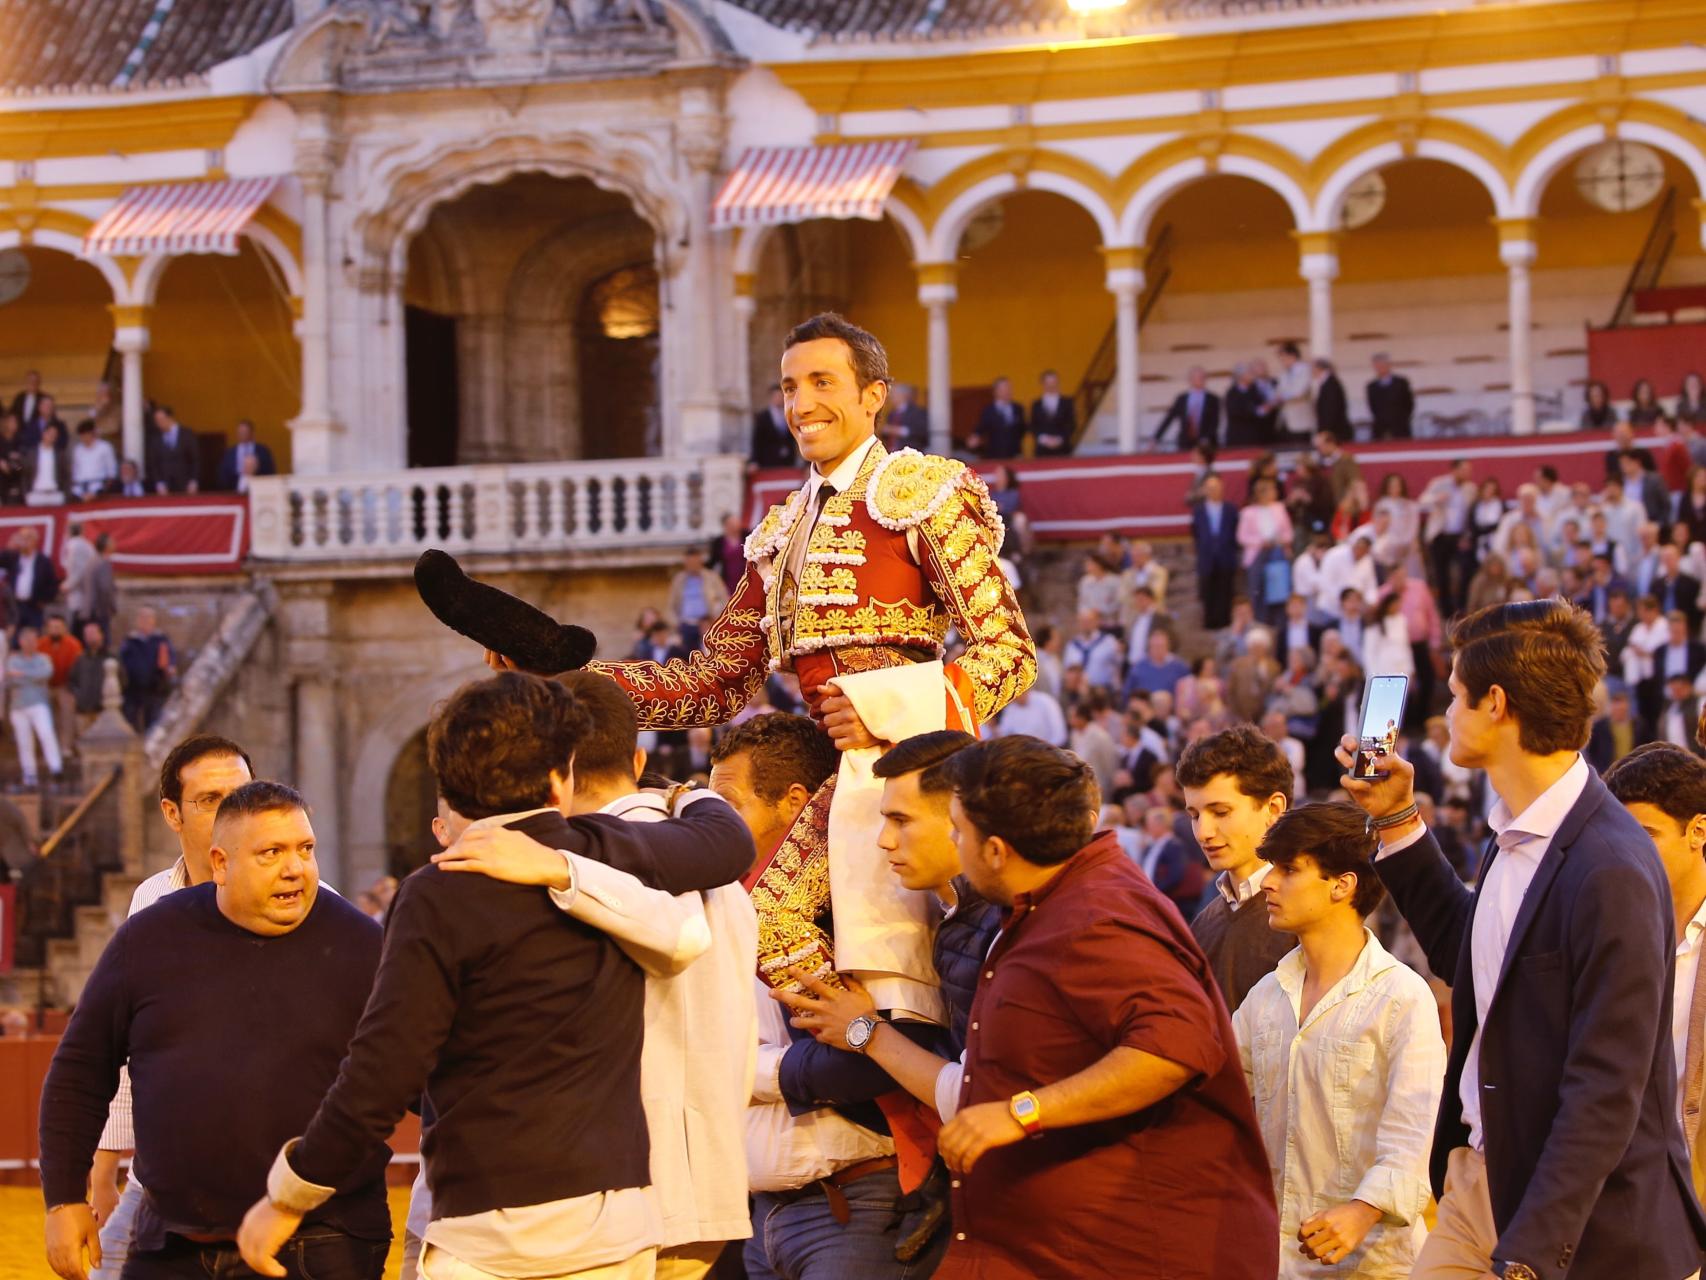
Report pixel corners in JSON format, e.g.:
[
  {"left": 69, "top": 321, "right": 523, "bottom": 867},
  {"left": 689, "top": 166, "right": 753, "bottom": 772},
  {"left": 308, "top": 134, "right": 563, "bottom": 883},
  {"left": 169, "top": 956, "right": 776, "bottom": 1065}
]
[{"left": 1352, "top": 674, "right": 1410, "bottom": 780}]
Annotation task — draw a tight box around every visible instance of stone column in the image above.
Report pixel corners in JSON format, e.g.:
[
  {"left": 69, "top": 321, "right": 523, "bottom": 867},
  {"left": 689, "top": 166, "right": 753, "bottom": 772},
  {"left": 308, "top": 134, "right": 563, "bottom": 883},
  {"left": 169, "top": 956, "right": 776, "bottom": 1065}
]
[
  {"left": 280, "top": 582, "right": 343, "bottom": 886},
  {"left": 107, "top": 305, "right": 150, "bottom": 467},
  {"left": 1102, "top": 247, "right": 1145, "bottom": 454},
  {"left": 1498, "top": 219, "right": 1538, "bottom": 436},
  {"left": 676, "top": 88, "right": 732, "bottom": 458},
  {"left": 916, "top": 262, "right": 958, "bottom": 456},
  {"left": 1295, "top": 231, "right": 1340, "bottom": 360},
  {"left": 732, "top": 272, "right": 757, "bottom": 418},
  {"left": 288, "top": 127, "right": 342, "bottom": 475}
]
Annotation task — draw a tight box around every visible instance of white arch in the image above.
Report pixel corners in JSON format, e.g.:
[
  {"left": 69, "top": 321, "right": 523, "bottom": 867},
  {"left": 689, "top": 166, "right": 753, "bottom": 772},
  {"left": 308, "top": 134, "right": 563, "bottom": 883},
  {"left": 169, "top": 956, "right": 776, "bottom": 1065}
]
[
  {"left": 1309, "top": 139, "right": 1514, "bottom": 230},
  {"left": 924, "top": 170, "right": 1118, "bottom": 261},
  {"left": 241, "top": 223, "right": 305, "bottom": 297},
  {"left": 1118, "top": 154, "right": 1311, "bottom": 246},
  {"left": 1514, "top": 122, "right": 1706, "bottom": 221},
  {"left": 0, "top": 227, "right": 129, "bottom": 302},
  {"left": 731, "top": 204, "right": 929, "bottom": 276}
]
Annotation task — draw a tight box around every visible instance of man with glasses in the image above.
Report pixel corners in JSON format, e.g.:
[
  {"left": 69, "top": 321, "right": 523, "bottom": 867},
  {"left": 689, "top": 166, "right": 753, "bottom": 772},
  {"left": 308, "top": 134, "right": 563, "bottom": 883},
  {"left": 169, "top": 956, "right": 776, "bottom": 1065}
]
[{"left": 85, "top": 735, "right": 256, "bottom": 1279}]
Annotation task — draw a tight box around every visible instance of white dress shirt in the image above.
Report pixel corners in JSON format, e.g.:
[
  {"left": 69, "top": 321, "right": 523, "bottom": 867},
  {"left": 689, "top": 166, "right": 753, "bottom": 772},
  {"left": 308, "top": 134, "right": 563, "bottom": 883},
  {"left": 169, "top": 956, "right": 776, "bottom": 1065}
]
[
  {"left": 1233, "top": 930, "right": 1445, "bottom": 1278},
  {"left": 71, "top": 438, "right": 118, "bottom": 497},
  {"left": 994, "top": 690, "right": 1068, "bottom": 746},
  {"left": 1675, "top": 896, "right": 1706, "bottom": 1129},
  {"left": 1216, "top": 860, "right": 1273, "bottom": 908},
  {"left": 1380, "top": 754, "right": 1589, "bottom": 1149}
]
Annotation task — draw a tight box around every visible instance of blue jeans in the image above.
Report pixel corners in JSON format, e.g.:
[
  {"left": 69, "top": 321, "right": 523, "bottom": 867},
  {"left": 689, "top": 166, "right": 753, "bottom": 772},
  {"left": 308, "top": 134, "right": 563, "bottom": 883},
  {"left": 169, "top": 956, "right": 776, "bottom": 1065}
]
[
  {"left": 92, "top": 1178, "right": 144, "bottom": 1280},
  {"left": 119, "top": 1227, "right": 388, "bottom": 1280},
  {"left": 743, "top": 1168, "right": 943, "bottom": 1280}
]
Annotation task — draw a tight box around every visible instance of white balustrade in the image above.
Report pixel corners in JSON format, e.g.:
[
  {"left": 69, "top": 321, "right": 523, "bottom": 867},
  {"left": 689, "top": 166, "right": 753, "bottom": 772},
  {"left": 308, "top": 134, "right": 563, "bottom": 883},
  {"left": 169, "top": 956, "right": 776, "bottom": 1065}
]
[{"left": 248, "top": 455, "right": 747, "bottom": 561}]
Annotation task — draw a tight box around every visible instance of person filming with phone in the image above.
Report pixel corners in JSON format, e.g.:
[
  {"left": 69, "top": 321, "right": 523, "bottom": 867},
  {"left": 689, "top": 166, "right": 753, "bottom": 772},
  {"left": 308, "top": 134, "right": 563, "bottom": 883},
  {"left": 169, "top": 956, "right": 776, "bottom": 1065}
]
[{"left": 1336, "top": 598, "right": 1706, "bottom": 1280}]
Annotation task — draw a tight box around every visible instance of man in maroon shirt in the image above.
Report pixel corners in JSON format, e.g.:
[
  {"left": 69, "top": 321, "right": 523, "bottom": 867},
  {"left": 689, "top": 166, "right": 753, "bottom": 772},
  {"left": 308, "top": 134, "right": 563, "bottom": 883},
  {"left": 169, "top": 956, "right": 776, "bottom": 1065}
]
[{"left": 934, "top": 735, "right": 1277, "bottom": 1279}]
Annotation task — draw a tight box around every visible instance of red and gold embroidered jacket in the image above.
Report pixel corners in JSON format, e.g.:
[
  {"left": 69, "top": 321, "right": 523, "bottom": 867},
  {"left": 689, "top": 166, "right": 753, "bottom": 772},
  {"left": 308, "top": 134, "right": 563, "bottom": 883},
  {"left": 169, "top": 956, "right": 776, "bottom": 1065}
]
[{"left": 588, "top": 443, "right": 1035, "bottom": 727}]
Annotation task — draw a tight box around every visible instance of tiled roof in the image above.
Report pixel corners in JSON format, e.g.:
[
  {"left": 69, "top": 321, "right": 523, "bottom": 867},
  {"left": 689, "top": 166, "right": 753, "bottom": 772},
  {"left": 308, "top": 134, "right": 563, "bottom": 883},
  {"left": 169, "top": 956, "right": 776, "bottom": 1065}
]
[
  {"left": 727, "top": 0, "right": 1060, "bottom": 38},
  {"left": 0, "top": 0, "right": 290, "bottom": 93}
]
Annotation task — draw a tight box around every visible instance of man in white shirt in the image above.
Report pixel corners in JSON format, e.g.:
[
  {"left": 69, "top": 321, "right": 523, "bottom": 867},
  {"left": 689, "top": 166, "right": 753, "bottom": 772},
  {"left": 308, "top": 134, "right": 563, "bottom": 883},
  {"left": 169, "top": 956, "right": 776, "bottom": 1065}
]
[
  {"left": 1274, "top": 342, "right": 1316, "bottom": 438},
  {"left": 1062, "top": 609, "right": 1123, "bottom": 693},
  {"left": 70, "top": 421, "right": 118, "bottom": 499},
  {"left": 1605, "top": 743, "right": 1706, "bottom": 1205},
  {"left": 1233, "top": 801, "right": 1444, "bottom": 1278},
  {"left": 993, "top": 686, "right": 1067, "bottom": 746},
  {"left": 1420, "top": 460, "right": 1475, "bottom": 616},
  {"left": 1338, "top": 598, "right": 1706, "bottom": 1280},
  {"left": 1292, "top": 535, "right": 1335, "bottom": 628},
  {"left": 88, "top": 735, "right": 256, "bottom": 1280},
  {"left": 1314, "top": 532, "right": 1379, "bottom": 622}
]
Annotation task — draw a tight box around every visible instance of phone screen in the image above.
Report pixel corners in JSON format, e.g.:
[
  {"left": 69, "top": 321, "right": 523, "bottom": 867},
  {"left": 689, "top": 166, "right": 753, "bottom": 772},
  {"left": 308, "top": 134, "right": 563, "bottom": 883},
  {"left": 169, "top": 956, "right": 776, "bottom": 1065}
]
[{"left": 1353, "top": 675, "right": 1410, "bottom": 780}]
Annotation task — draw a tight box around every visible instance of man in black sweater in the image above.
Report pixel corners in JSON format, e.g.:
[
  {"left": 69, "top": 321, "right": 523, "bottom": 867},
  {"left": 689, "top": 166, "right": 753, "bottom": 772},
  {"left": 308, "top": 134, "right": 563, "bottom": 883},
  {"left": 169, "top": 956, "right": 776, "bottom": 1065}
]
[
  {"left": 238, "top": 672, "right": 755, "bottom": 1280},
  {"left": 40, "top": 781, "right": 390, "bottom": 1280},
  {"left": 1177, "top": 726, "right": 1296, "bottom": 1013}
]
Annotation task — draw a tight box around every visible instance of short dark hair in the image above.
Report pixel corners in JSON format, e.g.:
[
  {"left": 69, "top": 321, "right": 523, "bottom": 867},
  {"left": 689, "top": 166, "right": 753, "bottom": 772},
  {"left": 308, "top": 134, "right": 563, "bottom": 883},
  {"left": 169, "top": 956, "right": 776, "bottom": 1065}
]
[
  {"left": 872, "top": 730, "right": 977, "bottom": 796},
  {"left": 1448, "top": 599, "right": 1604, "bottom": 755},
  {"left": 711, "top": 713, "right": 837, "bottom": 803},
  {"left": 1606, "top": 743, "right": 1706, "bottom": 827},
  {"left": 1259, "top": 801, "right": 1385, "bottom": 916},
  {"left": 943, "top": 736, "right": 1097, "bottom": 866},
  {"left": 552, "top": 670, "right": 638, "bottom": 783},
  {"left": 1175, "top": 725, "right": 1294, "bottom": 807},
  {"left": 783, "top": 312, "right": 890, "bottom": 403},
  {"left": 160, "top": 734, "right": 254, "bottom": 807},
  {"left": 213, "top": 780, "right": 306, "bottom": 832},
  {"left": 76, "top": 419, "right": 96, "bottom": 436},
  {"left": 427, "top": 672, "right": 590, "bottom": 820}
]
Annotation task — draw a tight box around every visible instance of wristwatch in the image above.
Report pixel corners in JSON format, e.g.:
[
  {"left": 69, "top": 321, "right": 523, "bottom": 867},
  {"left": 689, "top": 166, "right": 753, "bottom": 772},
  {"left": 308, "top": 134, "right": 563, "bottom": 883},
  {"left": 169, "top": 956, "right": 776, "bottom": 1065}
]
[
  {"left": 1497, "top": 1263, "right": 1539, "bottom": 1280},
  {"left": 1009, "top": 1090, "right": 1043, "bottom": 1137},
  {"left": 846, "top": 1015, "right": 879, "bottom": 1053}
]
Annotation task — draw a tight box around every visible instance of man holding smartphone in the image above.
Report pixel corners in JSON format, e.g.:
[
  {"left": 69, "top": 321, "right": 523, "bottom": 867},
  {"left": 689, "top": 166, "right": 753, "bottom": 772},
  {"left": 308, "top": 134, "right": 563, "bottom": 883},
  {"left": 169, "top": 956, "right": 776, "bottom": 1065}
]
[{"left": 1337, "top": 598, "right": 1706, "bottom": 1280}]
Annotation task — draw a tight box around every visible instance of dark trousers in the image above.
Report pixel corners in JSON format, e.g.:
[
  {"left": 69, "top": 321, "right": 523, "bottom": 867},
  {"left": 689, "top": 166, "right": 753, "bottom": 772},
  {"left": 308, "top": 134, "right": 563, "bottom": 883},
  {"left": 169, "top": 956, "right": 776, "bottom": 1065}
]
[
  {"left": 1199, "top": 566, "right": 1236, "bottom": 631},
  {"left": 1408, "top": 641, "right": 1435, "bottom": 731},
  {"left": 1429, "top": 533, "right": 1473, "bottom": 617},
  {"left": 121, "top": 1228, "right": 388, "bottom": 1280},
  {"left": 1371, "top": 417, "right": 1412, "bottom": 441}
]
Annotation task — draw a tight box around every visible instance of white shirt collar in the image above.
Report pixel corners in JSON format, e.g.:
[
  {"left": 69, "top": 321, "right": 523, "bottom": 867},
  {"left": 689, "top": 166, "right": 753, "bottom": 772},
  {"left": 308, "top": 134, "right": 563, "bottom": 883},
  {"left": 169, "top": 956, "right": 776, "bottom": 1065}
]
[
  {"left": 596, "top": 792, "right": 669, "bottom": 819},
  {"left": 809, "top": 435, "right": 879, "bottom": 499},
  {"left": 1273, "top": 927, "right": 1396, "bottom": 1007},
  {"left": 1486, "top": 754, "right": 1590, "bottom": 851},
  {"left": 462, "top": 805, "right": 560, "bottom": 832},
  {"left": 1216, "top": 860, "right": 1273, "bottom": 907},
  {"left": 1682, "top": 894, "right": 1706, "bottom": 955}
]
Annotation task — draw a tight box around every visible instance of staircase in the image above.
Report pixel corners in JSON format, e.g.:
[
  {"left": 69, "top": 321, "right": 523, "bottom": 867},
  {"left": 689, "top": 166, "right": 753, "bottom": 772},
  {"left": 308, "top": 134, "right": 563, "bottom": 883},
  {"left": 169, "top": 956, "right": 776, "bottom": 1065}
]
[
  {"left": 1071, "top": 225, "right": 1175, "bottom": 449},
  {"left": 1607, "top": 187, "right": 1677, "bottom": 329}
]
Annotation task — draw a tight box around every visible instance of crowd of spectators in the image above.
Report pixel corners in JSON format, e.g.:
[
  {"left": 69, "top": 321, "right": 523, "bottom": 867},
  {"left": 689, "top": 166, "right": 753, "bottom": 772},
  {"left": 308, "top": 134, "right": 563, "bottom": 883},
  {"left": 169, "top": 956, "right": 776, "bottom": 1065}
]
[{"left": 4, "top": 370, "right": 279, "bottom": 504}]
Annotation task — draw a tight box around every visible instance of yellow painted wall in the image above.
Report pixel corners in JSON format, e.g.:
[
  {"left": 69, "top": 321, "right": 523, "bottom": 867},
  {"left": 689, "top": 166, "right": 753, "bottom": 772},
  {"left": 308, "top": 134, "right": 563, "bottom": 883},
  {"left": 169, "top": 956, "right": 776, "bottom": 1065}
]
[
  {"left": 146, "top": 241, "right": 299, "bottom": 470},
  {"left": 841, "top": 216, "right": 926, "bottom": 388},
  {"left": 1535, "top": 148, "right": 1700, "bottom": 270},
  {"left": 0, "top": 248, "right": 112, "bottom": 402},
  {"left": 1155, "top": 175, "right": 1299, "bottom": 292},
  {"left": 945, "top": 190, "right": 1109, "bottom": 392}
]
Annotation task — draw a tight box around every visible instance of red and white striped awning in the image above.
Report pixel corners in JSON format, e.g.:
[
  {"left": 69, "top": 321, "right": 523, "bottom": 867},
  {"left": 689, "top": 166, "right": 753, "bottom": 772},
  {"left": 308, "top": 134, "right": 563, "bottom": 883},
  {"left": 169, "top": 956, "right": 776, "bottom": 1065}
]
[
  {"left": 83, "top": 177, "right": 280, "bottom": 257},
  {"left": 711, "top": 142, "right": 916, "bottom": 230}
]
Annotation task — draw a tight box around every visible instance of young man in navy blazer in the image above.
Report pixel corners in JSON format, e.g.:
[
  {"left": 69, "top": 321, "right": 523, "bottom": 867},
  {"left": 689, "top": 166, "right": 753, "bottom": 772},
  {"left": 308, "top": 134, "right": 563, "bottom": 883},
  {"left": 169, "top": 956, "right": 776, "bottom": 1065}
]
[{"left": 1339, "top": 597, "right": 1706, "bottom": 1280}]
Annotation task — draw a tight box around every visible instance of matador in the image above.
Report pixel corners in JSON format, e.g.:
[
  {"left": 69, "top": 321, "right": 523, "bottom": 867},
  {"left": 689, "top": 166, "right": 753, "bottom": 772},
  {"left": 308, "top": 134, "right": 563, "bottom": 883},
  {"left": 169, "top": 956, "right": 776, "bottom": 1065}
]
[{"left": 587, "top": 312, "right": 1035, "bottom": 1023}]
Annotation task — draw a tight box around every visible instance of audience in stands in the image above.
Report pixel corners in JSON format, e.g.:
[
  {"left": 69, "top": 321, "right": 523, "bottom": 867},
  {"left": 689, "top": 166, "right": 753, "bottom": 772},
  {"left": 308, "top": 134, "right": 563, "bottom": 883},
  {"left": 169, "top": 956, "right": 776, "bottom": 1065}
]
[
  {"left": 119, "top": 605, "right": 176, "bottom": 732},
  {"left": 748, "top": 384, "right": 794, "bottom": 470},
  {"left": 23, "top": 420, "right": 70, "bottom": 505},
  {"left": 1155, "top": 366, "right": 1220, "bottom": 449},
  {"left": 1030, "top": 369, "right": 1075, "bottom": 456},
  {"left": 70, "top": 420, "right": 118, "bottom": 499},
  {"left": 882, "top": 380, "right": 930, "bottom": 452},
  {"left": 969, "top": 375, "right": 1026, "bottom": 459},
  {"left": 1273, "top": 342, "right": 1315, "bottom": 439},
  {"left": 8, "top": 369, "right": 44, "bottom": 427},
  {"left": 1312, "top": 357, "right": 1350, "bottom": 440},
  {"left": 216, "top": 419, "right": 276, "bottom": 491},
  {"left": 8, "top": 625, "right": 63, "bottom": 788},
  {"left": 146, "top": 406, "right": 199, "bottom": 494},
  {"left": 1365, "top": 352, "right": 1414, "bottom": 439},
  {"left": 3, "top": 527, "right": 59, "bottom": 631},
  {"left": 1582, "top": 379, "right": 1617, "bottom": 429}
]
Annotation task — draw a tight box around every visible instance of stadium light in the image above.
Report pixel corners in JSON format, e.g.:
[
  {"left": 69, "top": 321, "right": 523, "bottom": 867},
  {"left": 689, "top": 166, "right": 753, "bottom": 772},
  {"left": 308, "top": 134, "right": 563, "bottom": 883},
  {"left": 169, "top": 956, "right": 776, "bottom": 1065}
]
[{"left": 1067, "top": 0, "right": 1127, "bottom": 10}]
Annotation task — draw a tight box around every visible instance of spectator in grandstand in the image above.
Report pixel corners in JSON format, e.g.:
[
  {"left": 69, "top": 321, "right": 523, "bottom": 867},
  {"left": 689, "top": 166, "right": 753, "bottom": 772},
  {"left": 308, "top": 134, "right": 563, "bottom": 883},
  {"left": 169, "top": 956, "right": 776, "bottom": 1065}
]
[
  {"left": 1071, "top": 702, "right": 1123, "bottom": 798},
  {"left": 3, "top": 526, "right": 59, "bottom": 630},
  {"left": 85, "top": 533, "right": 117, "bottom": 641},
  {"left": 1224, "top": 363, "right": 1268, "bottom": 447},
  {"left": 1678, "top": 371, "right": 1706, "bottom": 429},
  {"left": 43, "top": 780, "right": 389, "bottom": 1280},
  {"left": 119, "top": 606, "right": 176, "bottom": 731},
  {"left": 1623, "top": 593, "right": 1669, "bottom": 689},
  {"left": 147, "top": 406, "right": 199, "bottom": 494},
  {"left": 1156, "top": 366, "right": 1221, "bottom": 450},
  {"left": 1581, "top": 379, "right": 1617, "bottom": 430},
  {"left": 1598, "top": 584, "right": 1636, "bottom": 671},
  {"left": 1624, "top": 450, "right": 1672, "bottom": 526},
  {"left": 21, "top": 418, "right": 70, "bottom": 507},
  {"left": 1292, "top": 534, "right": 1334, "bottom": 625},
  {"left": 1314, "top": 530, "right": 1379, "bottom": 622},
  {"left": 1678, "top": 468, "right": 1706, "bottom": 548},
  {"left": 9, "top": 369, "right": 45, "bottom": 427},
  {"left": 1652, "top": 543, "right": 1703, "bottom": 633},
  {"left": 1420, "top": 458, "right": 1476, "bottom": 616},
  {"left": 68, "top": 621, "right": 118, "bottom": 735},
  {"left": 995, "top": 684, "right": 1068, "bottom": 746},
  {"left": 9, "top": 625, "right": 63, "bottom": 788},
  {"left": 1192, "top": 473, "right": 1241, "bottom": 630},
  {"left": 1314, "top": 430, "right": 1361, "bottom": 507},
  {"left": 116, "top": 458, "right": 146, "bottom": 497},
  {"left": 0, "top": 411, "right": 24, "bottom": 505},
  {"left": 69, "top": 420, "right": 118, "bottom": 499},
  {"left": 1124, "top": 585, "right": 1177, "bottom": 667},
  {"left": 1126, "top": 629, "right": 1190, "bottom": 701},
  {"left": 1176, "top": 655, "right": 1229, "bottom": 725},
  {"left": 632, "top": 618, "right": 686, "bottom": 665},
  {"left": 215, "top": 419, "right": 277, "bottom": 491},
  {"left": 1064, "top": 609, "right": 1124, "bottom": 694},
  {"left": 1252, "top": 358, "right": 1283, "bottom": 440},
  {"left": 1268, "top": 647, "right": 1319, "bottom": 739},
  {"left": 1313, "top": 358, "right": 1350, "bottom": 441},
  {"left": 1126, "top": 539, "right": 1168, "bottom": 607},
  {"left": 1629, "top": 377, "right": 1669, "bottom": 428},
  {"left": 1274, "top": 593, "right": 1321, "bottom": 668},
  {"left": 1237, "top": 475, "right": 1294, "bottom": 623},
  {"left": 1233, "top": 802, "right": 1444, "bottom": 1280},
  {"left": 40, "top": 613, "right": 82, "bottom": 760},
  {"left": 1225, "top": 628, "right": 1280, "bottom": 726},
  {"left": 749, "top": 384, "right": 795, "bottom": 469},
  {"left": 1372, "top": 472, "right": 1418, "bottom": 552},
  {"left": 22, "top": 393, "right": 67, "bottom": 454},
  {"left": 1365, "top": 353, "right": 1414, "bottom": 440},
  {"left": 89, "top": 380, "right": 120, "bottom": 442},
  {"left": 1465, "top": 552, "right": 1512, "bottom": 615},
  {"left": 1651, "top": 673, "right": 1704, "bottom": 753},
  {"left": 881, "top": 381, "right": 930, "bottom": 453},
  {"left": 1178, "top": 725, "right": 1296, "bottom": 1011},
  {"left": 707, "top": 512, "right": 746, "bottom": 596},
  {"left": 968, "top": 376, "right": 1027, "bottom": 460},
  {"left": 1383, "top": 562, "right": 1442, "bottom": 711},
  {"left": 1606, "top": 419, "right": 1657, "bottom": 480},
  {"left": 933, "top": 736, "right": 1277, "bottom": 1280},
  {"left": 1362, "top": 592, "right": 1415, "bottom": 687},
  {"left": 1030, "top": 369, "right": 1076, "bottom": 456},
  {"left": 1076, "top": 552, "right": 1124, "bottom": 633},
  {"left": 1657, "top": 419, "right": 1697, "bottom": 493},
  {"left": 1468, "top": 476, "right": 1505, "bottom": 561},
  {"left": 667, "top": 543, "right": 728, "bottom": 651},
  {"left": 1031, "top": 623, "right": 1063, "bottom": 701},
  {"left": 1275, "top": 342, "right": 1316, "bottom": 438}
]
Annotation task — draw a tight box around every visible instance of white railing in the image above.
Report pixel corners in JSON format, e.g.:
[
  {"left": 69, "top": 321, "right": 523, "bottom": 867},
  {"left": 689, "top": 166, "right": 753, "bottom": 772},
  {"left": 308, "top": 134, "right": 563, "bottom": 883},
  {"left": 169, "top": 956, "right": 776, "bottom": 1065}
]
[{"left": 247, "top": 455, "right": 747, "bottom": 561}]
